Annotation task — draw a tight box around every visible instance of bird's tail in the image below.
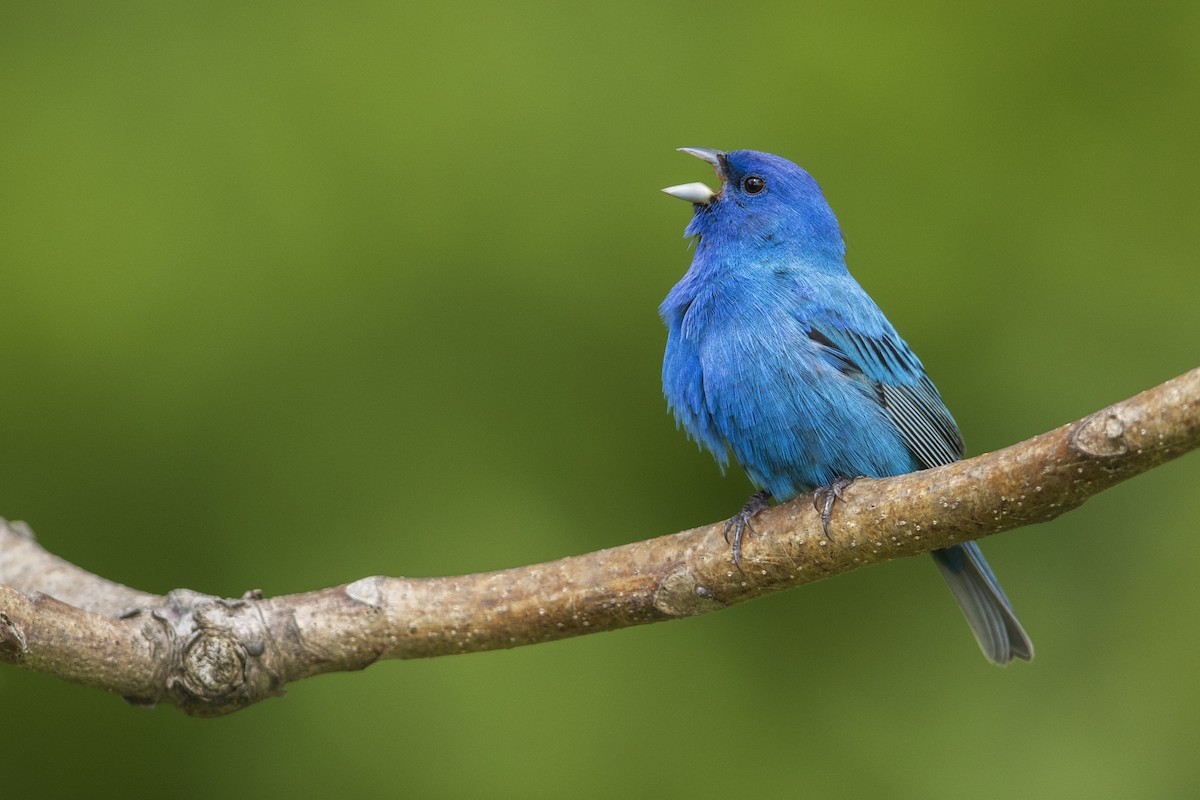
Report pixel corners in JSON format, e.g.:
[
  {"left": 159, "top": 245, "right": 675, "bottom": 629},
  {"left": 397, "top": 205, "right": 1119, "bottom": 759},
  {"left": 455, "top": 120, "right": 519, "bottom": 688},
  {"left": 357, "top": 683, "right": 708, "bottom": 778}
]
[{"left": 931, "top": 542, "right": 1034, "bottom": 665}]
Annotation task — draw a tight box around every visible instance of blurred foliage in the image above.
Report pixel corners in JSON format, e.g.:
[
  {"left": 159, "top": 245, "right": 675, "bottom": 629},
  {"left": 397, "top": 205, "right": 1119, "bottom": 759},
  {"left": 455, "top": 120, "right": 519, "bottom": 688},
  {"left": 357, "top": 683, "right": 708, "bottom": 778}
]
[{"left": 2, "top": 1, "right": 1199, "bottom": 797}]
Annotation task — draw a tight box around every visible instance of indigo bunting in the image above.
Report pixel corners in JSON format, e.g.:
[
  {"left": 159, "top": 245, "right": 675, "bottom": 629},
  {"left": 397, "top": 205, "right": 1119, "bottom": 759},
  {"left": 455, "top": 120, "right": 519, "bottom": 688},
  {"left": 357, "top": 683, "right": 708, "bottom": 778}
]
[{"left": 660, "top": 147, "right": 1033, "bottom": 664}]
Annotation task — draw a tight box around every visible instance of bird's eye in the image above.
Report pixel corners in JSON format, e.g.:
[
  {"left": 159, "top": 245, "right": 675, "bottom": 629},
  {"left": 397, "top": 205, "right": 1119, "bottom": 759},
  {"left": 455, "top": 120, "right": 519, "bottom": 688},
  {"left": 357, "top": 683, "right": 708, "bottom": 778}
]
[{"left": 742, "top": 175, "right": 766, "bottom": 195}]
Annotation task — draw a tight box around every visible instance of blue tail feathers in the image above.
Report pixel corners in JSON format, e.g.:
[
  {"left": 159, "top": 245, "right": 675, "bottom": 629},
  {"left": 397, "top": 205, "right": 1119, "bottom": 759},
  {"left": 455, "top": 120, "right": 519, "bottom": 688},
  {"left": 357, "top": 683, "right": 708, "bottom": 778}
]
[{"left": 931, "top": 542, "right": 1034, "bottom": 664}]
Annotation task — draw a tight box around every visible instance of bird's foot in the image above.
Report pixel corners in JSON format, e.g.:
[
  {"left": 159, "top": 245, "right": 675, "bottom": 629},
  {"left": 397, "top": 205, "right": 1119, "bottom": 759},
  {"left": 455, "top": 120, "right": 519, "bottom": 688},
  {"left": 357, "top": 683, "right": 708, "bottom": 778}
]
[
  {"left": 812, "top": 476, "right": 856, "bottom": 540},
  {"left": 723, "top": 490, "right": 772, "bottom": 572}
]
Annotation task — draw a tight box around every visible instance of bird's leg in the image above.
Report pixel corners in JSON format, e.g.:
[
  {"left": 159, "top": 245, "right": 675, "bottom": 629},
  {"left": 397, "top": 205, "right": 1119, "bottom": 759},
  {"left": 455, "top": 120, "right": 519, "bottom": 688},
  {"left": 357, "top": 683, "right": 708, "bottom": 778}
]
[
  {"left": 723, "top": 489, "right": 772, "bottom": 572},
  {"left": 812, "top": 476, "right": 855, "bottom": 539}
]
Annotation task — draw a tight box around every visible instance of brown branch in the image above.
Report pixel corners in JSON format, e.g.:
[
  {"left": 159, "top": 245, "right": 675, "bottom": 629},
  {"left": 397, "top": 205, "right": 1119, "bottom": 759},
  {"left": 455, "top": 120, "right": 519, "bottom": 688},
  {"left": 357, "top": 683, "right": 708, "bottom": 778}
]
[{"left": 2, "top": 367, "right": 1198, "bottom": 716}]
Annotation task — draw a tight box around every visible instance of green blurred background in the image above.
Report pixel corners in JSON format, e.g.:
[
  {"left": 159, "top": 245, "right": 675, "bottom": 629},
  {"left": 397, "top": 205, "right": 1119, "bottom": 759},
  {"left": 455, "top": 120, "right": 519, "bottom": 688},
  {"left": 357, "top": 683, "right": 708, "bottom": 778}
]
[{"left": 3, "top": 2, "right": 1199, "bottom": 797}]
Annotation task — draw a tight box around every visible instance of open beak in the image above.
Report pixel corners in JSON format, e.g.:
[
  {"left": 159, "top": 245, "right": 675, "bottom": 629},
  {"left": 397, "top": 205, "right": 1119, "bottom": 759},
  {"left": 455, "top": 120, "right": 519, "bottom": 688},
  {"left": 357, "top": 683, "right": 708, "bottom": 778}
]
[{"left": 661, "top": 147, "right": 725, "bottom": 205}]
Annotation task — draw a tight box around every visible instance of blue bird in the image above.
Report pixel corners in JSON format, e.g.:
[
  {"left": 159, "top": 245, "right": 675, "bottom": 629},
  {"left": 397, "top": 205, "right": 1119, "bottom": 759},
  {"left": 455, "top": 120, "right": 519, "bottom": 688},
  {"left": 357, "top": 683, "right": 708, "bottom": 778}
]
[{"left": 660, "top": 147, "right": 1033, "bottom": 664}]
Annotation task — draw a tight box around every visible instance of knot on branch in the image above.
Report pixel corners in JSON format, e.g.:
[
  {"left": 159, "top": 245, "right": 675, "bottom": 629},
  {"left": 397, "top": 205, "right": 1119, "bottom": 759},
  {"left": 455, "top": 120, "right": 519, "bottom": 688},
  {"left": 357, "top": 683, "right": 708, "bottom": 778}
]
[
  {"left": 1072, "top": 411, "right": 1131, "bottom": 459},
  {"left": 180, "top": 629, "right": 247, "bottom": 697},
  {"left": 653, "top": 565, "right": 725, "bottom": 617},
  {"left": 127, "top": 588, "right": 284, "bottom": 717}
]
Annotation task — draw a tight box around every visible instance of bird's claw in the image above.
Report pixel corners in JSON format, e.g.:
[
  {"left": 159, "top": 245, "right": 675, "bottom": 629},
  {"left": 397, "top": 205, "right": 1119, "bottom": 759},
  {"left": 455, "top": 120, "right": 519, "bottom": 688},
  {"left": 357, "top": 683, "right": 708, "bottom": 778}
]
[
  {"left": 724, "top": 490, "right": 772, "bottom": 572},
  {"left": 812, "top": 477, "right": 855, "bottom": 539},
  {"left": 723, "top": 515, "right": 753, "bottom": 573}
]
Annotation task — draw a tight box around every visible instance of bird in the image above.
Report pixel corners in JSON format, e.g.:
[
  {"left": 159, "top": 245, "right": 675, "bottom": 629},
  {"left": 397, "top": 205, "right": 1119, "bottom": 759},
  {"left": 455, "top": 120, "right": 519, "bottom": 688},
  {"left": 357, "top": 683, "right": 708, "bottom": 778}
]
[{"left": 659, "top": 147, "right": 1033, "bottom": 665}]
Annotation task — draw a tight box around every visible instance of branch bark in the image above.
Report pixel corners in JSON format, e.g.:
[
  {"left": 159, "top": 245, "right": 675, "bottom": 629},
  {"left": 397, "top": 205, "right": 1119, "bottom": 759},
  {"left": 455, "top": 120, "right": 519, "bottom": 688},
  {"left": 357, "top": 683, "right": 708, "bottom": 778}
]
[{"left": 3, "top": 367, "right": 1198, "bottom": 716}]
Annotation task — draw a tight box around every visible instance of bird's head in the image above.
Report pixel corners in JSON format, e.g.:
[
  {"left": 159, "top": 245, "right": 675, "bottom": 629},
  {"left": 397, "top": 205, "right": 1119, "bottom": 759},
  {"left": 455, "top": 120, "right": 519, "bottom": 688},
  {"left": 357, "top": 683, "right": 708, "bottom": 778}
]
[{"left": 663, "top": 148, "right": 845, "bottom": 263}]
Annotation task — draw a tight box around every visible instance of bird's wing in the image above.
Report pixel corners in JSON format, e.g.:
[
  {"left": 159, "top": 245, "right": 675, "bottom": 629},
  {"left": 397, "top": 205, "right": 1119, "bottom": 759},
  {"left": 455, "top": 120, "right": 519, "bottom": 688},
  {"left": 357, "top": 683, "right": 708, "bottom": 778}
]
[{"left": 804, "top": 308, "right": 965, "bottom": 469}]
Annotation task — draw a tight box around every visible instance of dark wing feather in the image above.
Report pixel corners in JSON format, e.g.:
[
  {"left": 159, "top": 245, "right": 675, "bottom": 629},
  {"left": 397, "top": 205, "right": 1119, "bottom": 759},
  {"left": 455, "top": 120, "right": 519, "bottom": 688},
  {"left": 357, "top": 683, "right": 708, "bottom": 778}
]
[
  {"left": 879, "top": 379, "right": 964, "bottom": 468},
  {"left": 806, "top": 324, "right": 965, "bottom": 469}
]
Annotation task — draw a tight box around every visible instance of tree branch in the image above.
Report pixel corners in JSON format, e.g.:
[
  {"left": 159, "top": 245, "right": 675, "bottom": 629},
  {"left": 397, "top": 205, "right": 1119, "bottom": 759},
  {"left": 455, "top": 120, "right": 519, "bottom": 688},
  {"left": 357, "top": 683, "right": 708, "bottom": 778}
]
[{"left": 2, "top": 367, "right": 1198, "bottom": 716}]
